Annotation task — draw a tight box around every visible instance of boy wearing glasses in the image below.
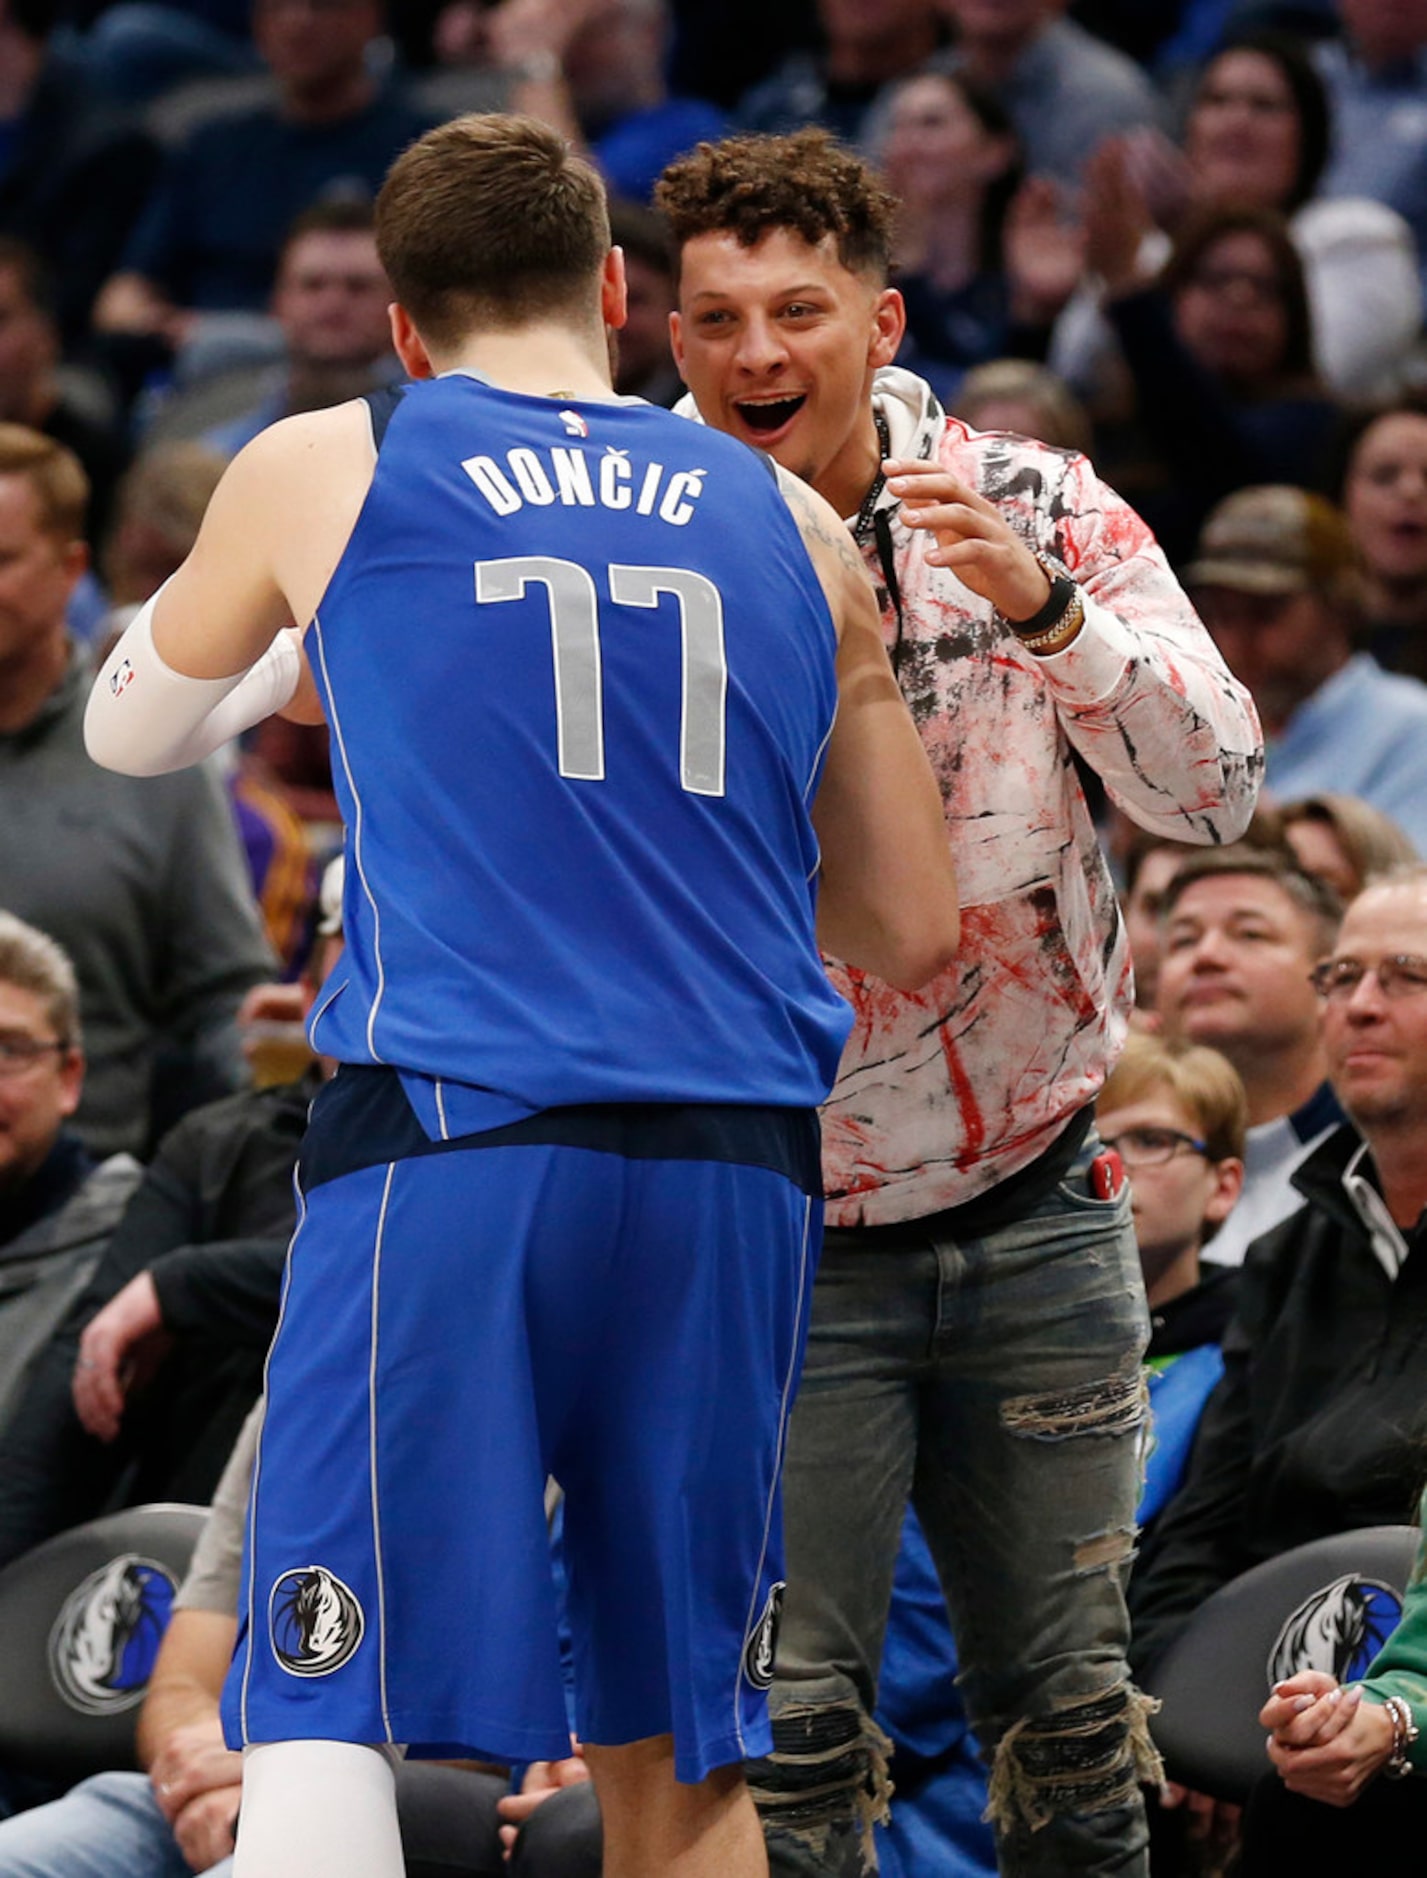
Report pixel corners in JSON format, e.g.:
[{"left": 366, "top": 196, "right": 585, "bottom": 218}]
[{"left": 1097, "top": 1032, "right": 1246, "bottom": 1530}]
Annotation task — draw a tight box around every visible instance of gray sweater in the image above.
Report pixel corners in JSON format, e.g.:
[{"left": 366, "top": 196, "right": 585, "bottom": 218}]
[{"left": 0, "top": 654, "right": 273, "bottom": 1156}]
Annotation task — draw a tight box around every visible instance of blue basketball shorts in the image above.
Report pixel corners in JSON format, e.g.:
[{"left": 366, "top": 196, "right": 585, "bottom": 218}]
[{"left": 222, "top": 1066, "right": 822, "bottom": 1783}]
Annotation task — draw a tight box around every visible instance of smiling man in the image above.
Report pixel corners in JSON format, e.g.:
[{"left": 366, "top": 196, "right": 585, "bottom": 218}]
[
  {"left": 657, "top": 128, "right": 1263, "bottom": 1878},
  {"left": 1131, "top": 863, "right": 1427, "bottom": 1684},
  {"left": 1155, "top": 846, "right": 1343, "bottom": 1267}
]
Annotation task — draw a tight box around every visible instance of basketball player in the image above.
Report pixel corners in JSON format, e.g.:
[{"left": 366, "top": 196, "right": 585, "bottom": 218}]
[{"left": 82, "top": 116, "right": 959, "bottom": 1878}]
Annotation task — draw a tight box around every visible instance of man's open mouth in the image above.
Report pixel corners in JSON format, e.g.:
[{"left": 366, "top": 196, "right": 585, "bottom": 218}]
[{"left": 735, "top": 395, "right": 807, "bottom": 433}]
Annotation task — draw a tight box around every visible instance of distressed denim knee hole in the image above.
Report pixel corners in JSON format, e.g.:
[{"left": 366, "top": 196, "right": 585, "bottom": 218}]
[
  {"left": 985, "top": 1683, "right": 1163, "bottom": 1835},
  {"left": 749, "top": 1701, "right": 892, "bottom": 1873},
  {"left": 999, "top": 1366, "right": 1148, "bottom": 1443}
]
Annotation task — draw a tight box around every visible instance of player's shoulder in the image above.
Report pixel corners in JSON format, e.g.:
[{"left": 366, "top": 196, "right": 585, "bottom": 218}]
[{"left": 219, "top": 398, "right": 377, "bottom": 501}]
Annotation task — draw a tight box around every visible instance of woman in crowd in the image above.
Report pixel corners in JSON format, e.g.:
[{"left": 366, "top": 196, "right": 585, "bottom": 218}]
[
  {"left": 1337, "top": 396, "right": 1427, "bottom": 680},
  {"left": 1083, "top": 197, "right": 1339, "bottom": 564},
  {"left": 1048, "top": 31, "right": 1421, "bottom": 404},
  {"left": 877, "top": 64, "right": 1025, "bottom": 401}
]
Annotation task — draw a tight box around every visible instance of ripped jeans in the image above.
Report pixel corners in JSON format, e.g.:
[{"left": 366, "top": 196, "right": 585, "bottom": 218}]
[{"left": 751, "top": 1137, "right": 1159, "bottom": 1877}]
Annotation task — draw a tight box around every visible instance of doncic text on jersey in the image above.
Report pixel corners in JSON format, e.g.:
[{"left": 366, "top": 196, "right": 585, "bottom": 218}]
[{"left": 463, "top": 438, "right": 706, "bottom": 527}]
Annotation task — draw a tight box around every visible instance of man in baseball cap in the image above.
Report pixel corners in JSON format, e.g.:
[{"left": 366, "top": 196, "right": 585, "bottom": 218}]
[{"left": 1188, "top": 485, "right": 1427, "bottom": 852}]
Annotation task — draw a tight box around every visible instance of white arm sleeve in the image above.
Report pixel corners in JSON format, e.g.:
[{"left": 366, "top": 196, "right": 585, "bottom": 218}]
[{"left": 84, "top": 590, "right": 303, "bottom": 777}]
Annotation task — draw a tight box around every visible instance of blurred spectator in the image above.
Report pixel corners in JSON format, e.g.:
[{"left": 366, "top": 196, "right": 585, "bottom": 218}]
[
  {"left": 1130, "top": 864, "right": 1427, "bottom": 1689},
  {"left": 953, "top": 356, "right": 1092, "bottom": 453},
  {"left": 1119, "top": 831, "right": 1201, "bottom": 1019},
  {"left": 1188, "top": 484, "right": 1427, "bottom": 850},
  {"left": 1279, "top": 792, "right": 1419, "bottom": 898},
  {"left": 1084, "top": 194, "right": 1339, "bottom": 566},
  {"left": 0, "top": 425, "right": 272, "bottom": 1157},
  {"left": 736, "top": 0, "right": 942, "bottom": 148},
  {"left": 62, "top": 0, "right": 257, "bottom": 104},
  {"left": 92, "top": 0, "right": 431, "bottom": 377},
  {"left": 0, "top": 0, "right": 161, "bottom": 344},
  {"left": 877, "top": 65, "right": 1025, "bottom": 400},
  {"left": 1316, "top": 0, "right": 1427, "bottom": 298},
  {"left": 666, "top": 0, "right": 818, "bottom": 109},
  {"left": 938, "top": 0, "right": 1162, "bottom": 181},
  {"left": 1155, "top": 845, "right": 1343, "bottom": 1267},
  {"left": 99, "top": 439, "right": 319, "bottom": 970},
  {"left": 99, "top": 439, "right": 225, "bottom": 612},
  {"left": 0, "top": 237, "right": 130, "bottom": 549},
  {"left": 566, "top": 0, "right": 726, "bottom": 205},
  {"left": 607, "top": 199, "right": 680, "bottom": 405},
  {"left": 191, "top": 199, "right": 397, "bottom": 455},
  {"left": 1337, "top": 394, "right": 1427, "bottom": 680},
  {"left": 0, "top": 910, "right": 141, "bottom": 1436},
  {"left": 1054, "top": 32, "right": 1421, "bottom": 403},
  {"left": 1098, "top": 1030, "right": 1247, "bottom": 1530},
  {"left": 433, "top": 0, "right": 725, "bottom": 205}
]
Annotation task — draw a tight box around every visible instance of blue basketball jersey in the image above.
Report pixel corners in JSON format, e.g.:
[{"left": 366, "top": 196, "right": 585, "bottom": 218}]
[{"left": 306, "top": 373, "right": 851, "bottom": 1119}]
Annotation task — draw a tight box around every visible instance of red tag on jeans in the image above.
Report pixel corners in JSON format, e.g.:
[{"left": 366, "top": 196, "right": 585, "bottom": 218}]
[{"left": 1089, "top": 1148, "right": 1127, "bottom": 1202}]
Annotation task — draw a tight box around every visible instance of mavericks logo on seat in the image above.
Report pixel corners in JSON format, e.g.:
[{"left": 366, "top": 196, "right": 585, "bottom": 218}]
[
  {"left": 269, "top": 1565, "right": 365, "bottom": 1677},
  {"left": 1267, "top": 1574, "right": 1404, "bottom": 1688},
  {"left": 48, "top": 1555, "right": 178, "bottom": 1715}
]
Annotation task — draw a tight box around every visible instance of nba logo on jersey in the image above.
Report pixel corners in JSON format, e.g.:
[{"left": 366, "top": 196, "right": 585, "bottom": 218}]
[{"left": 559, "top": 409, "right": 589, "bottom": 438}]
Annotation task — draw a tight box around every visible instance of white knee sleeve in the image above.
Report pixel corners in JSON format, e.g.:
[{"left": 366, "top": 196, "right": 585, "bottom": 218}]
[{"left": 232, "top": 1741, "right": 404, "bottom": 1878}]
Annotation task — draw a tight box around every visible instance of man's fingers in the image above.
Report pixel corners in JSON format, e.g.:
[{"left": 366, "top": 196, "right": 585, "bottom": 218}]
[
  {"left": 496, "top": 1788, "right": 554, "bottom": 1825},
  {"left": 897, "top": 502, "right": 1001, "bottom": 542}
]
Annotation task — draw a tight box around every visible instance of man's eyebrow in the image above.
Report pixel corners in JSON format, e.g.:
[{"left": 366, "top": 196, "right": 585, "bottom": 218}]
[{"left": 684, "top": 281, "right": 831, "bottom": 304}]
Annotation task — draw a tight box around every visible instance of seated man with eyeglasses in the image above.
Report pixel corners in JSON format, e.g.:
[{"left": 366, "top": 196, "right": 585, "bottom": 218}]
[
  {"left": 1131, "top": 861, "right": 1427, "bottom": 1687},
  {"left": 0, "top": 911, "right": 142, "bottom": 1450},
  {"left": 1098, "top": 1032, "right": 1247, "bottom": 1537}
]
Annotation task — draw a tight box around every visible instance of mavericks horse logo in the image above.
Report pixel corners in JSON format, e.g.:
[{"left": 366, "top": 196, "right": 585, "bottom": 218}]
[
  {"left": 269, "top": 1565, "right": 365, "bottom": 1677},
  {"left": 1267, "top": 1575, "right": 1403, "bottom": 1688},
  {"left": 48, "top": 1555, "right": 178, "bottom": 1715},
  {"left": 743, "top": 1581, "right": 786, "bottom": 1690}
]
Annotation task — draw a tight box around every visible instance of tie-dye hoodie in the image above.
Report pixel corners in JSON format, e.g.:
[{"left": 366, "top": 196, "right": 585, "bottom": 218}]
[{"left": 819, "top": 368, "right": 1263, "bottom": 1224}]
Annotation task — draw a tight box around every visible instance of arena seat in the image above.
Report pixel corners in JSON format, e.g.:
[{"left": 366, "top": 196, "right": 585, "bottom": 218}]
[
  {"left": 0, "top": 1503, "right": 207, "bottom": 1782},
  {"left": 1144, "top": 1524, "right": 1421, "bottom": 1801}
]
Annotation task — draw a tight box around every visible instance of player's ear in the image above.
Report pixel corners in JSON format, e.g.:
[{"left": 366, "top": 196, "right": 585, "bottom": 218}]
[
  {"left": 870, "top": 287, "right": 906, "bottom": 369},
  {"left": 390, "top": 303, "right": 434, "bottom": 379},
  {"left": 602, "top": 246, "right": 629, "bottom": 332}
]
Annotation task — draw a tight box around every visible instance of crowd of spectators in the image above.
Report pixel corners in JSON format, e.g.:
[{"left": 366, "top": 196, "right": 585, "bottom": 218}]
[{"left": 4, "top": 0, "right": 1427, "bottom": 1872}]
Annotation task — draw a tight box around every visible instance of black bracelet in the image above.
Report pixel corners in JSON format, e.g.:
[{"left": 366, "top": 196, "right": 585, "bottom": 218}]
[{"left": 1008, "top": 571, "right": 1077, "bottom": 638}]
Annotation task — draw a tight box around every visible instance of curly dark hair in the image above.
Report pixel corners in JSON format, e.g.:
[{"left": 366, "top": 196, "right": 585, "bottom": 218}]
[{"left": 655, "top": 128, "right": 897, "bottom": 283}]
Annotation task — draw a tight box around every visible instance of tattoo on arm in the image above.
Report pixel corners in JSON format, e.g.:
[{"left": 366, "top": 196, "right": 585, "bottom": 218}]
[{"left": 775, "top": 464, "right": 867, "bottom": 588}]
